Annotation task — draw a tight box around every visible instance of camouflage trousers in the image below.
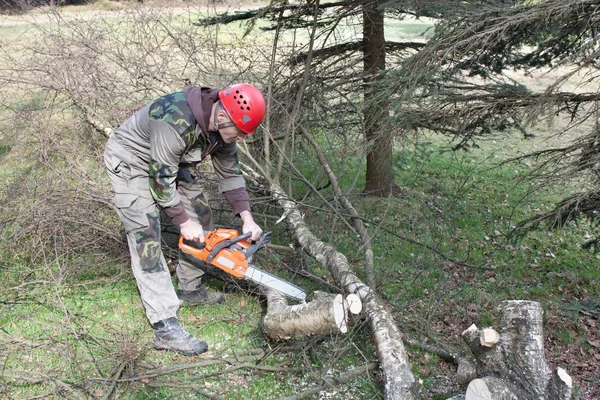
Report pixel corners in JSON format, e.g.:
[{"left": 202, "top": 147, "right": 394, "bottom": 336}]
[{"left": 104, "top": 139, "right": 213, "bottom": 324}]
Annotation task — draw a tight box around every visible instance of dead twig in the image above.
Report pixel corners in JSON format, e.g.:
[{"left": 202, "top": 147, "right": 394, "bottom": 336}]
[
  {"left": 101, "top": 360, "right": 129, "bottom": 400},
  {"left": 275, "top": 362, "right": 378, "bottom": 400}
]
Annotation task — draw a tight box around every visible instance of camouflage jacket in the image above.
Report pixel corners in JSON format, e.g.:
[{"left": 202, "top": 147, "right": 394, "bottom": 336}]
[{"left": 110, "top": 89, "right": 246, "bottom": 225}]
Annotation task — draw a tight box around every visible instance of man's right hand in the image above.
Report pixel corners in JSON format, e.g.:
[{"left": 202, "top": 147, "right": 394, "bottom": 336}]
[{"left": 180, "top": 219, "right": 205, "bottom": 242}]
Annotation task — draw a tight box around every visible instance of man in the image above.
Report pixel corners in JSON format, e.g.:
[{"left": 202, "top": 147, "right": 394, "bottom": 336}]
[{"left": 104, "top": 83, "right": 266, "bottom": 356}]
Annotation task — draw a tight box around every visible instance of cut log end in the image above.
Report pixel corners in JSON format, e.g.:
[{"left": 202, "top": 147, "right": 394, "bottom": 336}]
[
  {"left": 550, "top": 367, "right": 573, "bottom": 400},
  {"left": 466, "top": 378, "right": 492, "bottom": 400},
  {"left": 462, "top": 324, "right": 479, "bottom": 340},
  {"left": 480, "top": 328, "right": 499, "bottom": 348},
  {"left": 344, "top": 293, "right": 362, "bottom": 314},
  {"left": 465, "top": 377, "right": 519, "bottom": 400},
  {"left": 333, "top": 294, "right": 348, "bottom": 333}
]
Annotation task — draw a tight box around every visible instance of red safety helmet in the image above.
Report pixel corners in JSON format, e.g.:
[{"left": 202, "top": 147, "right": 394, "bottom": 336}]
[{"left": 219, "top": 83, "right": 266, "bottom": 134}]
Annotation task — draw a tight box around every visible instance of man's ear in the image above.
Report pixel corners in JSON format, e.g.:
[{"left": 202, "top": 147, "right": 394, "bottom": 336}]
[{"left": 217, "top": 109, "right": 229, "bottom": 122}]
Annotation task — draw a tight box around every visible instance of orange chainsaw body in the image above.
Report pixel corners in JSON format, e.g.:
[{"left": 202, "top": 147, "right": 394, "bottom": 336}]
[
  {"left": 179, "top": 228, "right": 307, "bottom": 301},
  {"left": 178, "top": 229, "right": 250, "bottom": 279}
]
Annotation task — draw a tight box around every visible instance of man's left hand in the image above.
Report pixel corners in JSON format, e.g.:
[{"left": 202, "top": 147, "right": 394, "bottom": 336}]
[{"left": 240, "top": 210, "right": 262, "bottom": 241}]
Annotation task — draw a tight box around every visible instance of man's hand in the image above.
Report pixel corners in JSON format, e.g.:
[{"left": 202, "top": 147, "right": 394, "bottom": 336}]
[
  {"left": 239, "top": 210, "right": 262, "bottom": 241},
  {"left": 180, "top": 219, "right": 205, "bottom": 242}
]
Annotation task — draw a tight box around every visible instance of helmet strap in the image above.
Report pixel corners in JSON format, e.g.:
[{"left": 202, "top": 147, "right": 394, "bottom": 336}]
[{"left": 213, "top": 101, "right": 236, "bottom": 131}]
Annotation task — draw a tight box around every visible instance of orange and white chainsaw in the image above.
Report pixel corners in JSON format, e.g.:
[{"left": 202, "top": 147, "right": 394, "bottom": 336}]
[{"left": 179, "top": 228, "right": 306, "bottom": 301}]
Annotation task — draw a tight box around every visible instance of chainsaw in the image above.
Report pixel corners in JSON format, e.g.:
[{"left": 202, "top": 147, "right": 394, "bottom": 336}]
[{"left": 178, "top": 228, "right": 306, "bottom": 301}]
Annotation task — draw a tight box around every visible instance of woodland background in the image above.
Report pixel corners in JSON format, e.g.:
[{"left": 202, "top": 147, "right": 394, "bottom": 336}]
[{"left": 0, "top": 0, "right": 599, "bottom": 399}]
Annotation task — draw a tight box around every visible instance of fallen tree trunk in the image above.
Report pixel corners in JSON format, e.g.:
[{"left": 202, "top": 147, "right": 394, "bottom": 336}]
[
  {"left": 263, "top": 289, "right": 362, "bottom": 340},
  {"left": 270, "top": 181, "right": 417, "bottom": 400},
  {"left": 461, "top": 300, "right": 572, "bottom": 400}
]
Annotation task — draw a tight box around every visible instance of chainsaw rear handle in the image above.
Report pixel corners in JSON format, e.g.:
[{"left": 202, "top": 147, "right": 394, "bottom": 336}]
[
  {"left": 181, "top": 230, "right": 212, "bottom": 250},
  {"left": 182, "top": 239, "right": 206, "bottom": 250}
]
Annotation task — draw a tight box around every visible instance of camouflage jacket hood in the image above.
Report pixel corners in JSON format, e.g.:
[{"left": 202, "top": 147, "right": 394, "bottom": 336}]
[{"left": 183, "top": 86, "right": 219, "bottom": 135}]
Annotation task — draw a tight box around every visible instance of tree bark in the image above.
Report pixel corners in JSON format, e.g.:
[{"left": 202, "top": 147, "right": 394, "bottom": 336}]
[
  {"left": 461, "top": 300, "right": 572, "bottom": 400},
  {"left": 271, "top": 182, "right": 416, "bottom": 400},
  {"left": 363, "top": 0, "right": 393, "bottom": 194}
]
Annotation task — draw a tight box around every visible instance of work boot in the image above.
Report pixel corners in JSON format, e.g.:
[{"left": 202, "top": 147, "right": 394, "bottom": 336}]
[
  {"left": 177, "top": 285, "right": 225, "bottom": 306},
  {"left": 153, "top": 317, "right": 208, "bottom": 356}
]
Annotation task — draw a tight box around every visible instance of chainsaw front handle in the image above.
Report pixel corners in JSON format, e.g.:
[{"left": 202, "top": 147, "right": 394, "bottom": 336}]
[
  {"left": 206, "top": 232, "right": 252, "bottom": 262},
  {"left": 245, "top": 231, "right": 272, "bottom": 258}
]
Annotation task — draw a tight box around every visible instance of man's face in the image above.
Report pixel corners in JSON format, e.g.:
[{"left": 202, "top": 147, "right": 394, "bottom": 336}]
[
  {"left": 219, "top": 125, "right": 247, "bottom": 144},
  {"left": 217, "top": 109, "right": 248, "bottom": 143}
]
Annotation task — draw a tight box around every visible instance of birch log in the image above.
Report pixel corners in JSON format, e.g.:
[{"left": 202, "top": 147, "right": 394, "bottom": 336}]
[
  {"left": 263, "top": 290, "right": 362, "bottom": 340},
  {"left": 461, "top": 300, "right": 572, "bottom": 400},
  {"left": 271, "top": 182, "right": 416, "bottom": 400}
]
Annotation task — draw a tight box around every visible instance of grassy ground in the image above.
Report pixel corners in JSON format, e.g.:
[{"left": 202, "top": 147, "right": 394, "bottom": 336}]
[
  {"left": 282, "top": 117, "right": 599, "bottom": 398},
  {"left": 346, "top": 133, "right": 599, "bottom": 398},
  {"left": 1, "top": 266, "right": 380, "bottom": 399},
  {"left": 2, "top": 125, "right": 599, "bottom": 399}
]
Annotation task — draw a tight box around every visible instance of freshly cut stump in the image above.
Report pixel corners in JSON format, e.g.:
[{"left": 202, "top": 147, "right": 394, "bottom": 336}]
[{"left": 461, "top": 300, "right": 573, "bottom": 400}]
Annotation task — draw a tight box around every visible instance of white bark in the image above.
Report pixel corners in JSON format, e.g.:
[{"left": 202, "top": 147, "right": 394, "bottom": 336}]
[
  {"left": 499, "top": 300, "right": 550, "bottom": 397},
  {"left": 457, "top": 359, "right": 478, "bottom": 387},
  {"left": 461, "top": 301, "right": 572, "bottom": 400},
  {"left": 271, "top": 182, "right": 416, "bottom": 400}
]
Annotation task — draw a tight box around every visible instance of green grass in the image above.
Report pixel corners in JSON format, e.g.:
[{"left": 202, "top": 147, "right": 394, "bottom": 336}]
[
  {"left": 0, "top": 144, "right": 9, "bottom": 162},
  {"left": 0, "top": 262, "right": 381, "bottom": 398},
  {"left": 290, "top": 131, "right": 599, "bottom": 396},
  {"left": 385, "top": 16, "right": 435, "bottom": 41}
]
